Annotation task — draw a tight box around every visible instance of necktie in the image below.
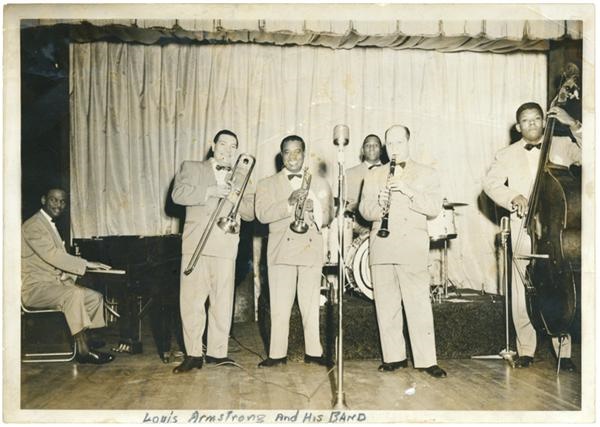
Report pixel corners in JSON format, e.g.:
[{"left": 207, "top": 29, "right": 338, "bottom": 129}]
[
  {"left": 524, "top": 143, "right": 541, "bottom": 151},
  {"left": 287, "top": 174, "right": 302, "bottom": 180},
  {"left": 215, "top": 165, "right": 232, "bottom": 171}
]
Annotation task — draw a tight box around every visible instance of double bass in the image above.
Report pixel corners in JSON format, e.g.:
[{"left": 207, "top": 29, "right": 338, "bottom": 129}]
[{"left": 523, "top": 63, "right": 581, "bottom": 339}]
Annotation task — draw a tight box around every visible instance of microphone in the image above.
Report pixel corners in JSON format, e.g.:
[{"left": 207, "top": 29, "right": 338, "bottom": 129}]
[
  {"left": 500, "top": 216, "right": 510, "bottom": 233},
  {"left": 333, "top": 125, "right": 349, "bottom": 146},
  {"left": 500, "top": 216, "right": 510, "bottom": 243}
]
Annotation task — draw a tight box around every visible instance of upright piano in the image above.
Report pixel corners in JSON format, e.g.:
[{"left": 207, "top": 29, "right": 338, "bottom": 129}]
[{"left": 74, "top": 235, "right": 183, "bottom": 358}]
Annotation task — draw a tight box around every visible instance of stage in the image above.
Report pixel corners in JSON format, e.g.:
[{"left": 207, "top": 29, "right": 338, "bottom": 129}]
[{"left": 21, "top": 312, "right": 581, "bottom": 415}]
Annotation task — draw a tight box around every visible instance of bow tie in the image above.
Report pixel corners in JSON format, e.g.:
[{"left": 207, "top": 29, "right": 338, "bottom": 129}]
[
  {"left": 215, "top": 165, "right": 232, "bottom": 171},
  {"left": 393, "top": 161, "right": 407, "bottom": 169},
  {"left": 368, "top": 163, "right": 382, "bottom": 170},
  {"left": 287, "top": 174, "right": 302, "bottom": 180},
  {"left": 524, "top": 143, "right": 541, "bottom": 151}
]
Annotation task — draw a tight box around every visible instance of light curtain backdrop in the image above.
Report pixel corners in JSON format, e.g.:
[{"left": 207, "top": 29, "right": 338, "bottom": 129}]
[{"left": 70, "top": 41, "right": 546, "bottom": 292}]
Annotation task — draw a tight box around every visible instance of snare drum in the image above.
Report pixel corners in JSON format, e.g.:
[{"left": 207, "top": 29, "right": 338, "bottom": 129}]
[
  {"left": 345, "top": 234, "right": 373, "bottom": 300},
  {"left": 427, "top": 207, "right": 457, "bottom": 241}
]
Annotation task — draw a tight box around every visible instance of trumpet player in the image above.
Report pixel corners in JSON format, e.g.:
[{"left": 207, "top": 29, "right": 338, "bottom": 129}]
[
  {"left": 255, "top": 135, "right": 333, "bottom": 368},
  {"left": 171, "top": 130, "right": 255, "bottom": 374},
  {"left": 359, "top": 125, "right": 447, "bottom": 378}
]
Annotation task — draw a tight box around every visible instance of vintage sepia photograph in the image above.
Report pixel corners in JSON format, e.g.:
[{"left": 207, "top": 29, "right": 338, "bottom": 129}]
[{"left": 3, "top": 3, "right": 595, "bottom": 423}]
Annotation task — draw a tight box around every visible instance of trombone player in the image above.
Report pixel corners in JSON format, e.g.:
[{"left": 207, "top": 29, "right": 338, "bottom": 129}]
[
  {"left": 171, "top": 130, "right": 255, "bottom": 374},
  {"left": 255, "top": 135, "right": 333, "bottom": 367},
  {"left": 359, "top": 125, "right": 447, "bottom": 378}
]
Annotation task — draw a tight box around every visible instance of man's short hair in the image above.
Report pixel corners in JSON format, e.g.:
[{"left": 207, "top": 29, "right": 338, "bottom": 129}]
[
  {"left": 213, "top": 129, "right": 239, "bottom": 146},
  {"left": 362, "top": 134, "right": 382, "bottom": 148},
  {"left": 280, "top": 135, "right": 306, "bottom": 152},
  {"left": 44, "top": 187, "right": 66, "bottom": 198},
  {"left": 516, "top": 102, "right": 544, "bottom": 123}
]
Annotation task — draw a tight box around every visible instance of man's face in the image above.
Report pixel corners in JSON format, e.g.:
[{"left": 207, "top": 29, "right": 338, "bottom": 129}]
[
  {"left": 281, "top": 139, "right": 305, "bottom": 173},
  {"left": 362, "top": 137, "right": 381, "bottom": 163},
  {"left": 516, "top": 108, "right": 544, "bottom": 143},
  {"left": 41, "top": 189, "right": 67, "bottom": 219},
  {"left": 212, "top": 134, "right": 238, "bottom": 166},
  {"left": 385, "top": 127, "right": 410, "bottom": 161}
]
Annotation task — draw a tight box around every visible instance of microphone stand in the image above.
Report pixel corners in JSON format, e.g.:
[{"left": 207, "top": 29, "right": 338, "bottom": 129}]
[
  {"left": 471, "top": 216, "right": 516, "bottom": 365},
  {"left": 333, "top": 125, "right": 348, "bottom": 410}
]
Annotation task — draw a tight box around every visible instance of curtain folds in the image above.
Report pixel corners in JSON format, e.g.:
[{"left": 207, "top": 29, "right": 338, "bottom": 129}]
[
  {"left": 27, "top": 19, "right": 582, "bottom": 52},
  {"left": 70, "top": 42, "right": 546, "bottom": 292}
]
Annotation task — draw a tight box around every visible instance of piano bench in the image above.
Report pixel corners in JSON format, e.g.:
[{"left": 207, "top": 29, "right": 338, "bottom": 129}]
[{"left": 21, "top": 304, "right": 77, "bottom": 363}]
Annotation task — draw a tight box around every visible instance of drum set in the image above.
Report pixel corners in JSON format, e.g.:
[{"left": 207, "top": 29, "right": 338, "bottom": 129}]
[{"left": 341, "top": 198, "right": 467, "bottom": 302}]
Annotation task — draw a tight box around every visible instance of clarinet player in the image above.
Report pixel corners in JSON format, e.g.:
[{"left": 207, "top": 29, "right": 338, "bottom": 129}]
[
  {"left": 255, "top": 135, "right": 333, "bottom": 368},
  {"left": 359, "top": 125, "right": 447, "bottom": 378}
]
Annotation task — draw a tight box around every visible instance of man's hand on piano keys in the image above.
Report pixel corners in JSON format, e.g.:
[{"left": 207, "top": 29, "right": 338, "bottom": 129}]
[{"left": 86, "top": 261, "right": 112, "bottom": 271}]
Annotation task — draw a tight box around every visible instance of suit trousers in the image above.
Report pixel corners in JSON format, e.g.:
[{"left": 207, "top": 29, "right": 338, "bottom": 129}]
[
  {"left": 511, "top": 223, "right": 571, "bottom": 358},
  {"left": 267, "top": 264, "right": 323, "bottom": 359},
  {"left": 22, "top": 281, "right": 105, "bottom": 335},
  {"left": 371, "top": 264, "right": 437, "bottom": 368},
  {"left": 179, "top": 254, "right": 234, "bottom": 358}
]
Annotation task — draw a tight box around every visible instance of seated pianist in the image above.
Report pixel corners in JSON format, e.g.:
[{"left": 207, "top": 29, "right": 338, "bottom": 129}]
[{"left": 21, "top": 187, "right": 115, "bottom": 365}]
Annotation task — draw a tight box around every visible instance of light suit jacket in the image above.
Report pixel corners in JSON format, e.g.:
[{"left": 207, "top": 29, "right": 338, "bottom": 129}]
[
  {"left": 21, "top": 211, "right": 87, "bottom": 290},
  {"left": 360, "top": 160, "right": 442, "bottom": 268},
  {"left": 345, "top": 162, "right": 369, "bottom": 213},
  {"left": 482, "top": 136, "right": 582, "bottom": 212},
  {"left": 255, "top": 170, "right": 333, "bottom": 266},
  {"left": 172, "top": 160, "right": 255, "bottom": 259}
]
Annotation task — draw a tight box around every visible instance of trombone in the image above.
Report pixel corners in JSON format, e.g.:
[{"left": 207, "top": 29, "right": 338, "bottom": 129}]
[{"left": 183, "top": 153, "right": 255, "bottom": 275}]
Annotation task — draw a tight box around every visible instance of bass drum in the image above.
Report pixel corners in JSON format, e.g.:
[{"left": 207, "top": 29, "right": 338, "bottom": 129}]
[{"left": 345, "top": 234, "right": 373, "bottom": 300}]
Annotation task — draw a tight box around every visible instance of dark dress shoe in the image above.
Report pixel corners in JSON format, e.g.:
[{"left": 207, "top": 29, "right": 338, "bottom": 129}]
[
  {"left": 420, "top": 365, "right": 447, "bottom": 378},
  {"left": 173, "top": 356, "right": 203, "bottom": 374},
  {"left": 87, "top": 339, "right": 106, "bottom": 350},
  {"left": 258, "top": 357, "right": 287, "bottom": 368},
  {"left": 514, "top": 356, "right": 534, "bottom": 368},
  {"left": 559, "top": 358, "right": 577, "bottom": 372},
  {"left": 205, "top": 355, "right": 235, "bottom": 365},
  {"left": 378, "top": 360, "right": 408, "bottom": 372},
  {"left": 76, "top": 351, "right": 115, "bottom": 365},
  {"left": 304, "top": 354, "right": 333, "bottom": 367}
]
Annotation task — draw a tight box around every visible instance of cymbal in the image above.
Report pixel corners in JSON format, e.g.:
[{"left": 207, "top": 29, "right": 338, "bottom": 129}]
[{"left": 443, "top": 201, "right": 469, "bottom": 208}]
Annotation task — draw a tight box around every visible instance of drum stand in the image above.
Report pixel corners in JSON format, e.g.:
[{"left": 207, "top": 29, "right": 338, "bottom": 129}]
[
  {"left": 431, "top": 237, "right": 457, "bottom": 303},
  {"left": 471, "top": 217, "right": 516, "bottom": 365}
]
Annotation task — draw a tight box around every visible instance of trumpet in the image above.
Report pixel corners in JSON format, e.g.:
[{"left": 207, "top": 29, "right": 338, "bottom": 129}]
[
  {"left": 184, "top": 153, "right": 255, "bottom": 275},
  {"left": 377, "top": 155, "right": 396, "bottom": 238},
  {"left": 290, "top": 167, "right": 312, "bottom": 234}
]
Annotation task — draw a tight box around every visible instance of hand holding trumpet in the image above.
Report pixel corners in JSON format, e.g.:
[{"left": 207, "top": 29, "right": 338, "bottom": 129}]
[{"left": 288, "top": 188, "right": 309, "bottom": 206}]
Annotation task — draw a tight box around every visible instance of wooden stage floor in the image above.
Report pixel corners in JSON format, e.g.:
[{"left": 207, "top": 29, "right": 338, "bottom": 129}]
[{"left": 20, "top": 321, "right": 583, "bottom": 418}]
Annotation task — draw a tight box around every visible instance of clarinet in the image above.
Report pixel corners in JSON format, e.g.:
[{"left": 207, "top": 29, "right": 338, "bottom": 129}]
[{"left": 376, "top": 156, "right": 397, "bottom": 238}]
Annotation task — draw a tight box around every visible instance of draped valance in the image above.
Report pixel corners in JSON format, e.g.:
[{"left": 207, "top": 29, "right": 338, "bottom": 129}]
[{"left": 22, "top": 19, "right": 582, "bottom": 53}]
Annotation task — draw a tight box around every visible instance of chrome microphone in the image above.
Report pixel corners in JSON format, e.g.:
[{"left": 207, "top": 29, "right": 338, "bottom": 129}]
[
  {"left": 333, "top": 125, "right": 349, "bottom": 146},
  {"left": 500, "top": 216, "right": 510, "bottom": 244}
]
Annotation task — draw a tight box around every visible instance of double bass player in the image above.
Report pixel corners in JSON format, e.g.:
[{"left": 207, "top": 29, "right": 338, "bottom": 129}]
[{"left": 483, "top": 102, "right": 581, "bottom": 371}]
